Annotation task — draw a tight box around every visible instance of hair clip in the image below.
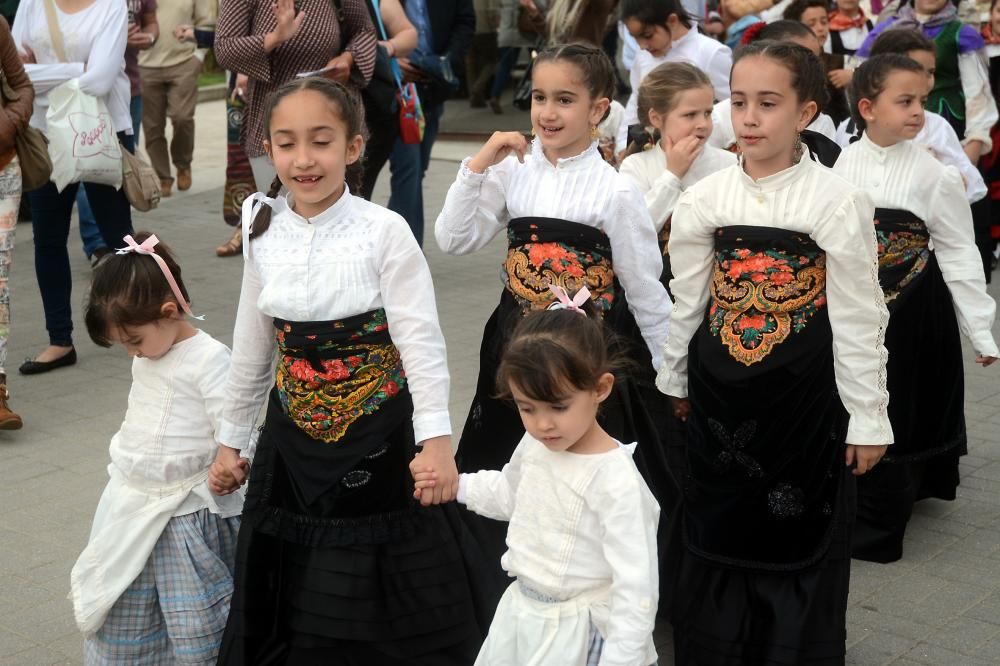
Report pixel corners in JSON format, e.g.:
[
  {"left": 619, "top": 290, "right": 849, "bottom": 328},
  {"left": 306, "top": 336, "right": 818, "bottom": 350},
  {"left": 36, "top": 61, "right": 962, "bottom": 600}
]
[
  {"left": 116, "top": 234, "right": 204, "bottom": 320},
  {"left": 548, "top": 284, "right": 591, "bottom": 316}
]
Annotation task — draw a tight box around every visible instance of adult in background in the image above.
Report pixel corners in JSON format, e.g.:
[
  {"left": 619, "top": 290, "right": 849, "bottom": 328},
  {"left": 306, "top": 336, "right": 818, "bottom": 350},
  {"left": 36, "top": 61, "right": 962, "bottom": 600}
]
[
  {"left": 139, "top": 0, "right": 215, "bottom": 198},
  {"left": 215, "top": 0, "right": 376, "bottom": 191},
  {"left": 77, "top": 0, "right": 157, "bottom": 266},
  {"left": 358, "top": 0, "right": 416, "bottom": 201},
  {"left": 13, "top": 0, "right": 134, "bottom": 375},
  {"left": 490, "top": 0, "right": 544, "bottom": 114},
  {"left": 386, "top": 0, "right": 474, "bottom": 245},
  {"left": 0, "top": 16, "right": 32, "bottom": 427},
  {"left": 466, "top": 0, "right": 499, "bottom": 108}
]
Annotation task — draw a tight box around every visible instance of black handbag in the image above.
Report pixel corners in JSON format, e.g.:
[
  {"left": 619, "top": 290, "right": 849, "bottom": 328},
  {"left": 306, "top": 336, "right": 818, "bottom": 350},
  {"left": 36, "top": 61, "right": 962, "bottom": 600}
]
[
  {"left": 512, "top": 58, "right": 534, "bottom": 111},
  {"left": 364, "top": 43, "right": 398, "bottom": 114}
]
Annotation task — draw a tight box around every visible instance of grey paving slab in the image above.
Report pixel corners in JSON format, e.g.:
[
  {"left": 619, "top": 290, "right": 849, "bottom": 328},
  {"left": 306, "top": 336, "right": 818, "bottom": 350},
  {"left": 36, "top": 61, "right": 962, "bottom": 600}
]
[{"left": 0, "top": 99, "right": 998, "bottom": 664}]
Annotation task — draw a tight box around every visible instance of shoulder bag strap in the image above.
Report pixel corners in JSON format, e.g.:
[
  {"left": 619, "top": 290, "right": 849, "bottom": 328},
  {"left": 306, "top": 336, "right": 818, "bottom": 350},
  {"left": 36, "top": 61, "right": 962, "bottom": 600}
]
[
  {"left": 42, "top": 0, "right": 68, "bottom": 63},
  {"left": 370, "top": 0, "right": 405, "bottom": 92}
]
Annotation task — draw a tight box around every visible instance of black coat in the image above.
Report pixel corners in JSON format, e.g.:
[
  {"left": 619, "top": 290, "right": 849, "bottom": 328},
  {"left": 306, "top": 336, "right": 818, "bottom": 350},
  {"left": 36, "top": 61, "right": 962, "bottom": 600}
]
[{"left": 404, "top": 0, "right": 475, "bottom": 106}]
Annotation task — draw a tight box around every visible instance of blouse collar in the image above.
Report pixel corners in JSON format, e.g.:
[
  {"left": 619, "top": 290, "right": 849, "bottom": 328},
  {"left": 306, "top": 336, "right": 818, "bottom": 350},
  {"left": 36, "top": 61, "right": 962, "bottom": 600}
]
[
  {"left": 737, "top": 149, "right": 813, "bottom": 194},
  {"left": 530, "top": 136, "right": 602, "bottom": 172},
  {"left": 283, "top": 183, "right": 354, "bottom": 227},
  {"left": 858, "top": 132, "right": 908, "bottom": 162}
]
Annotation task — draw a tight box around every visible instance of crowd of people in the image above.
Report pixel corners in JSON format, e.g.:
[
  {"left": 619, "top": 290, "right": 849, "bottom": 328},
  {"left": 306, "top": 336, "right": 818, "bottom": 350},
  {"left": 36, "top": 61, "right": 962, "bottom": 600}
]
[{"left": 0, "top": 0, "right": 997, "bottom": 663}]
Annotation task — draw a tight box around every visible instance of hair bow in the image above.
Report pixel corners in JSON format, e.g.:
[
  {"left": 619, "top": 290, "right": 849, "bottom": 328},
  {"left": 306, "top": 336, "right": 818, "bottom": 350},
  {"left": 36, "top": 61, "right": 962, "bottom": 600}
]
[
  {"left": 115, "top": 234, "right": 204, "bottom": 320},
  {"left": 548, "top": 285, "right": 591, "bottom": 315}
]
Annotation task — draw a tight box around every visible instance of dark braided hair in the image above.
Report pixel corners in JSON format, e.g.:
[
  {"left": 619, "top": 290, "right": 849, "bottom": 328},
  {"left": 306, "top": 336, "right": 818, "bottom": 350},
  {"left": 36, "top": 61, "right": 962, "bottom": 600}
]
[
  {"left": 733, "top": 40, "right": 829, "bottom": 111},
  {"left": 250, "top": 76, "right": 366, "bottom": 240},
  {"left": 534, "top": 42, "right": 616, "bottom": 122},
  {"left": 849, "top": 54, "right": 926, "bottom": 131}
]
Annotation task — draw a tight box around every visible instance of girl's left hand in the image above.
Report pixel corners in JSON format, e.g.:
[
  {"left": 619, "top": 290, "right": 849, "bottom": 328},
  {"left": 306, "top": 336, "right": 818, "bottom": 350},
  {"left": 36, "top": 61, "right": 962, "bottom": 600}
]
[
  {"left": 845, "top": 444, "right": 887, "bottom": 476},
  {"left": 409, "top": 436, "right": 458, "bottom": 506},
  {"left": 976, "top": 355, "right": 998, "bottom": 367}
]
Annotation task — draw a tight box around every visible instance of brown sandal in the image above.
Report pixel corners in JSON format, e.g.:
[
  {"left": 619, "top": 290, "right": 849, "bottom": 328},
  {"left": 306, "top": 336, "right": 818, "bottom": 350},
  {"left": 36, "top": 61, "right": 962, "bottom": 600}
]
[{"left": 216, "top": 226, "right": 243, "bottom": 257}]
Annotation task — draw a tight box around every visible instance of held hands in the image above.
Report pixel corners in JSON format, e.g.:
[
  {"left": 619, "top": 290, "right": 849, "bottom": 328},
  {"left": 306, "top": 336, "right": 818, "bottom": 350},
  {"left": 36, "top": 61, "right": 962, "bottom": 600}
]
[
  {"left": 828, "top": 69, "right": 853, "bottom": 89},
  {"left": 409, "top": 436, "right": 459, "bottom": 506},
  {"left": 208, "top": 445, "right": 250, "bottom": 495},
  {"left": 468, "top": 131, "right": 530, "bottom": 174},
  {"left": 270, "top": 0, "right": 306, "bottom": 46},
  {"left": 322, "top": 52, "right": 354, "bottom": 85},
  {"left": 663, "top": 135, "right": 704, "bottom": 180},
  {"left": 845, "top": 445, "right": 887, "bottom": 476}
]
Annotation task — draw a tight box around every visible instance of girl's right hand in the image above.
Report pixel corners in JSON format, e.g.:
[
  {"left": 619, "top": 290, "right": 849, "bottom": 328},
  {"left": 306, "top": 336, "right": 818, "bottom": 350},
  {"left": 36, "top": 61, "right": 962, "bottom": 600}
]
[
  {"left": 270, "top": 0, "right": 305, "bottom": 45},
  {"left": 467, "top": 131, "right": 530, "bottom": 174},
  {"left": 663, "top": 134, "right": 703, "bottom": 180}
]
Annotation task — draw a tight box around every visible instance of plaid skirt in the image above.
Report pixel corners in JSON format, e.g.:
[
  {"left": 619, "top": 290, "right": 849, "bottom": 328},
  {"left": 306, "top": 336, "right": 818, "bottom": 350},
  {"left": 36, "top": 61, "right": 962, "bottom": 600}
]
[{"left": 84, "top": 509, "right": 240, "bottom": 665}]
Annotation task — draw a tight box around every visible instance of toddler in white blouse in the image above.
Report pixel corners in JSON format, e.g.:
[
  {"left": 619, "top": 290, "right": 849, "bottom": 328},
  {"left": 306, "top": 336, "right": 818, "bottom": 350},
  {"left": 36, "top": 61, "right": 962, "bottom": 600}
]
[
  {"left": 71, "top": 232, "right": 242, "bottom": 664},
  {"left": 413, "top": 289, "right": 660, "bottom": 666}
]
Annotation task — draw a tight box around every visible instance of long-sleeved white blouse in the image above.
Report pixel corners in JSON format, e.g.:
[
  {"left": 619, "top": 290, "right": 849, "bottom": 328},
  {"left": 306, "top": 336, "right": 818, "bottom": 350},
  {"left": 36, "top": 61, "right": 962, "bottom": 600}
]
[
  {"left": 434, "top": 138, "right": 673, "bottom": 369},
  {"left": 833, "top": 134, "right": 999, "bottom": 359},
  {"left": 658, "top": 153, "right": 894, "bottom": 446},
  {"left": 220, "top": 189, "right": 452, "bottom": 449}
]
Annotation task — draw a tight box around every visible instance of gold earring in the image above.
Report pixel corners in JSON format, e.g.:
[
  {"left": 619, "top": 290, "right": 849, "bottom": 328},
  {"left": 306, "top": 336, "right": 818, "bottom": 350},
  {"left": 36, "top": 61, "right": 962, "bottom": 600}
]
[
  {"left": 590, "top": 125, "right": 599, "bottom": 140},
  {"left": 530, "top": 127, "right": 536, "bottom": 137}
]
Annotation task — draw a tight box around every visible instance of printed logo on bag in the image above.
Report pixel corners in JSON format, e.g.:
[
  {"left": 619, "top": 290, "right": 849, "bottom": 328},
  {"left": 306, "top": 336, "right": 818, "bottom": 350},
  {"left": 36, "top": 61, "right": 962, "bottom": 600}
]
[{"left": 69, "top": 112, "right": 118, "bottom": 158}]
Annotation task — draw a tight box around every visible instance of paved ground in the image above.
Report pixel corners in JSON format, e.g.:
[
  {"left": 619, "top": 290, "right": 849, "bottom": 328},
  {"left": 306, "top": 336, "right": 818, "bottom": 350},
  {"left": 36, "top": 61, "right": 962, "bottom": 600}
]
[{"left": 0, "top": 98, "right": 998, "bottom": 665}]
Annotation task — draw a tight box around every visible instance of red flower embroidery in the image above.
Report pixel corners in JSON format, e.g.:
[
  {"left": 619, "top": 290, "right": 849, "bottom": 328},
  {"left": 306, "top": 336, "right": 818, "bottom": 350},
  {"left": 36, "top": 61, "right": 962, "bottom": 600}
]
[
  {"left": 322, "top": 359, "right": 351, "bottom": 381},
  {"left": 770, "top": 270, "right": 794, "bottom": 285},
  {"left": 384, "top": 381, "right": 399, "bottom": 397},
  {"left": 740, "top": 313, "right": 767, "bottom": 330},
  {"left": 289, "top": 358, "right": 317, "bottom": 382}
]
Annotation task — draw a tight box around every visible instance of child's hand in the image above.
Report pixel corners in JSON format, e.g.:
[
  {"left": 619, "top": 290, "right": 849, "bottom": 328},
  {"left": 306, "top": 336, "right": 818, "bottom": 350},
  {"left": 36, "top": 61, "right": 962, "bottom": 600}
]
[
  {"left": 467, "top": 131, "right": 529, "bottom": 174},
  {"left": 845, "top": 445, "right": 887, "bottom": 476},
  {"left": 669, "top": 396, "right": 691, "bottom": 422},
  {"left": 409, "top": 436, "right": 458, "bottom": 506},
  {"left": 663, "top": 135, "right": 703, "bottom": 179},
  {"left": 208, "top": 445, "right": 249, "bottom": 495},
  {"left": 977, "top": 355, "right": 998, "bottom": 367},
  {"left": 828, "top": 68, "right": 853, "bottom": 89}
]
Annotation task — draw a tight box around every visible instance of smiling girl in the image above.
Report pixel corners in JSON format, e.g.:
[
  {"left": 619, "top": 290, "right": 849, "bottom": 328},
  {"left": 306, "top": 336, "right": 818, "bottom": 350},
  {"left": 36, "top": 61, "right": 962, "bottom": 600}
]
[
  {"left": 659, "top": 40, "right": 892, "bottom": 664},
  {"left": 834, "top": 55, "right": 998, "bottom": 564},
  {"left": 434, "top": 42, "right": 675, "bottom": 603},
  {"left": 210, "top": 77, "right": 485, "bottom": 665},
  {"left": 620, "top": 62, "right": 736, "bottom": 291},
  {"left": 619, "top": 0, "right": 733, "bottom": 135}
]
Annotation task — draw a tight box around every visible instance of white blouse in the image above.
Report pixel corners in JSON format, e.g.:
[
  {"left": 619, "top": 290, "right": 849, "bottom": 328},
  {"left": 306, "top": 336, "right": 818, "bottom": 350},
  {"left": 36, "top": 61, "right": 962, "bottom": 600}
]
[
  {"left": 619, "top": 142, "right": 737, "bottom": 231},
  {"left": 624, "top": 30, "right": 733, "bottom": 130},
  {"left": 833, "top": 112, "right": 988, "bottom": 203},
  {"left": 658, "top": 153, "right": 894, "bottom": 446},
  {"left": 957, "top": 49, "right": 998, "bottom": 152},
  {"left": 459, "top": 434, "right": 659, "bottom": 666},
  {"left": 220, "top": 189, "right": 452, "bottom": 449},
  {"left": 709, "top": 98, "right": 838, "bottom": 150},
  {"left": 12, "top": 0, "right": 131, "bottom": 133},
  {"left": 833, "top": 135, "right": 999, "bottom": 359},
  {"left": 434, "top": 139, "right": 673, "bottom": 369}
]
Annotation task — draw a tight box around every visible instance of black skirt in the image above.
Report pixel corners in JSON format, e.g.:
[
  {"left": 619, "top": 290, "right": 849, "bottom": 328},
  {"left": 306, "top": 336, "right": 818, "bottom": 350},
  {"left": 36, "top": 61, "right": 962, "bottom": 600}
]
[
  {"left": 217, "top": 314, "right": 492, "bottom": 665},
  {"left": 853, "top": 209, "right": 967, "bottom": 563},
  {"left": 455, "top": 217, "right": 680, "bottom": 610},
  {"left": 668, "top": 226, "right": 853, "bottom": 664}
]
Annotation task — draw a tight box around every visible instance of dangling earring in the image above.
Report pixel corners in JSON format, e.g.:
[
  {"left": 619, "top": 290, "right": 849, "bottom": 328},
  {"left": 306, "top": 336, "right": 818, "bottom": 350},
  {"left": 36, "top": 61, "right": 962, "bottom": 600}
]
[
  {"left": 530, "top": 127, "right": 536, "bottom": 137},
  {"left": 793, "top": 132, "right": 804, "bottom": 162},
  {"left": 590, "top": 125, "right": 599, "bottom": 140}
]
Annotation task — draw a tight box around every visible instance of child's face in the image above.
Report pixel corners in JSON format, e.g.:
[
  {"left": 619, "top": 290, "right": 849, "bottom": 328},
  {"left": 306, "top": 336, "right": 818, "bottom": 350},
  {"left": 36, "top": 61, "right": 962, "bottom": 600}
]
[
  {"left": 531, "top": 60, "right": 610, "bottom": 162},
  {"left": 265, "top": 89, "right": 363, "bottom": 219},
  {"left": 111, "top": 316, "right": 184, "bottom": 360},
  {"left": 860, "top": 69, "right": 927, "bottom": 145},
  {"left": 907, "top": 48, "right": 936, "bottom": 92},
  {"left": 510, "top": 376, "right": 613, "bottom": 454},
  {"left": 649, "top": 85, "right": 715, "bottom": 146},
  {"left": 836, "top": 0, "right": 860, "bottom": 14},
  {"left": 731, "top": 56, "right": 817, "bottom": 176},
  {"left": 991, "top": 1, "right": 1000, "bottom": 35},
  {"left": 800, "top": 7, "right": 830, "bottom": 44},
  {"left": 914, "top": 0, "right": 948, "bottom": 15},
  {"left": 625, "top": 18, "right": 679, "bottom": 58}
]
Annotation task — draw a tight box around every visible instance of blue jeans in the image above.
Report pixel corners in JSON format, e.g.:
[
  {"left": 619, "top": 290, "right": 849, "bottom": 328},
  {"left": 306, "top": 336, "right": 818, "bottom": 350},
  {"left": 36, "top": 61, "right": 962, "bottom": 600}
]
[
  {"left": 78, "top": 97, "right": 142, "bottom": 257},
  {"left": 387, "top": 100, "right": 443, "bottom": 246},
  {"left": 490, "top": 47, "right": 520, "bottom": 99},
  {"left": 30, "top": 132, "right": 135, "bottom": 346}
]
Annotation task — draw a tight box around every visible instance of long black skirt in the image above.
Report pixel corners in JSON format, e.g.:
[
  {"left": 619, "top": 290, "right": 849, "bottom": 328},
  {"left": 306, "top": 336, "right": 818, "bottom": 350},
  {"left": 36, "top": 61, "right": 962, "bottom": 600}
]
[
  {"left": 853, "top": 254, "right": 967, "bottom": 563},
  {"left": 217, "top": 391, "right": 493, "bottom": 665}
]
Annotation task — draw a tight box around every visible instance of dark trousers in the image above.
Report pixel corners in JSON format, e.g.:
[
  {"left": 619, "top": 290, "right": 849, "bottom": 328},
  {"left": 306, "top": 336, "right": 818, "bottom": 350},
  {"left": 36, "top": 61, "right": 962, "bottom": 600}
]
[
  {"left": 28, "top": 132, "right": 135, "bottom": 346},
  {"left": 359, "top": 97, "right": 400, "bottom": 201}
]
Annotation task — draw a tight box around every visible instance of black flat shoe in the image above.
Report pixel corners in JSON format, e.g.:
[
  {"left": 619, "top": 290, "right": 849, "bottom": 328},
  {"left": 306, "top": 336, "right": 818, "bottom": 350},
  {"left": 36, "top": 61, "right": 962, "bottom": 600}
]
[{"left": 19, "top": 348, "right": 77, "bottom": 375}]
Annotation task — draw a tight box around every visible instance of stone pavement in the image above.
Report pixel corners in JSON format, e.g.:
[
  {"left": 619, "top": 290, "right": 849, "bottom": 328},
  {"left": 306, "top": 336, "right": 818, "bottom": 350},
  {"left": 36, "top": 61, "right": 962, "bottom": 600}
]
[{"left": 0, "top": 98, "right": 998, "bottom": 665}]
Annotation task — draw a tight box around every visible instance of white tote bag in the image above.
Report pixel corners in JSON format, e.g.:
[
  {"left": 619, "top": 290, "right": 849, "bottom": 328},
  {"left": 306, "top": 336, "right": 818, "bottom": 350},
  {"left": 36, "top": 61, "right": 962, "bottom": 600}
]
[{"left": 45, "top": 79, "right": 122, "bottom": 192}]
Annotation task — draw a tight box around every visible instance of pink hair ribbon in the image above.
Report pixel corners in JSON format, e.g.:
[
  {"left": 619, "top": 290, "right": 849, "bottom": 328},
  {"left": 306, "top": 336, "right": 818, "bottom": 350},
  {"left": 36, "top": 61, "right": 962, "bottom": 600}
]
[
  {"left": 115, "top": 234, "right": 204, "bottom": 320},
  {"left": 548, "top": 284, "right": 591, "bottom": 315}
]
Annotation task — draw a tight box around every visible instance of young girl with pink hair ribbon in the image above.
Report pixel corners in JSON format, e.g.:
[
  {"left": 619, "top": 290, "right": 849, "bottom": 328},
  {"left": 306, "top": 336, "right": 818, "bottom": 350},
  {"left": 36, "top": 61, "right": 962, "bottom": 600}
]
[
  {"left": 69, "top": 232, "right": 245, "bottom": 664},
  {"left": 413, "top": 286, "right": 661, "bottom": 666}
]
